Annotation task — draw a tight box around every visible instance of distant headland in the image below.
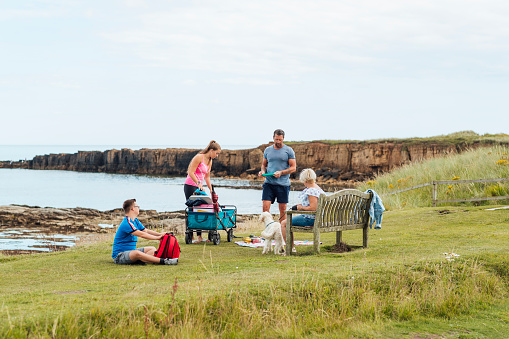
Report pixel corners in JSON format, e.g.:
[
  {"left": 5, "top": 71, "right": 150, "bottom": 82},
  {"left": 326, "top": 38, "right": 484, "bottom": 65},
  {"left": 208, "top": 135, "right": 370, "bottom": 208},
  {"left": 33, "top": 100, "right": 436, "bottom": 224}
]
[{"left": 1, "top": 131, "right": 507, "bottom": 185}]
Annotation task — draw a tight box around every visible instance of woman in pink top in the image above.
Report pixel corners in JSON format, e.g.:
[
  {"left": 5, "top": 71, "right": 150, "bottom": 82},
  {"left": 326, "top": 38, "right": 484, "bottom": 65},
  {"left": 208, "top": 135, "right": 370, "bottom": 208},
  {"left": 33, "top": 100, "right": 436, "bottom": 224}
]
[{"left": 184, "top": 140, "right": 221, "bottom": 242}]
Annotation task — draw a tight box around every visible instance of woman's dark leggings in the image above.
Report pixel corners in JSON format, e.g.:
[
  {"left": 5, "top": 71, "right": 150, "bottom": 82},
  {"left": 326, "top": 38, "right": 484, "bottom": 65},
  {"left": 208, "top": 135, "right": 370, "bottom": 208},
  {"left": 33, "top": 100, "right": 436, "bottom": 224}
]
[{"left": 184, "top": 184, "right": 202, "bottom": 237}]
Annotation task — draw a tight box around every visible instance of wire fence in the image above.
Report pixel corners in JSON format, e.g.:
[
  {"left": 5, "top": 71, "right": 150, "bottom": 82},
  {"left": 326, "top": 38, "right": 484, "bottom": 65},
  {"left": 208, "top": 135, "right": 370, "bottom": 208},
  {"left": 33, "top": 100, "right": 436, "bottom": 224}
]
[{"left": 382, "top": 178, "right": 509, "bottom": 207}]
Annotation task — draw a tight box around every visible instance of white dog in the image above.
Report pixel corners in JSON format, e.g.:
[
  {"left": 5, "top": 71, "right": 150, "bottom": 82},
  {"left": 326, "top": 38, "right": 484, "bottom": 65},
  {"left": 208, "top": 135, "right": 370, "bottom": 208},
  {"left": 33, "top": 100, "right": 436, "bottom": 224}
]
[{"left": 259, "top": 212, "right": 284, "bottom": 255}]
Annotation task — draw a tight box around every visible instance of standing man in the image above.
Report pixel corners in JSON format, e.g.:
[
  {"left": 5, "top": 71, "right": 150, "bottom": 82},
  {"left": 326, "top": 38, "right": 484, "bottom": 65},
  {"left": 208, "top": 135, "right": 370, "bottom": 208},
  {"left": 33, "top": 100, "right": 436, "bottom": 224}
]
[
  {"left": 259, "top": 129, "right": 297, "bottom": 221},
  {"left": 112, "top": 199, "right": 178, "bottom": 265}
]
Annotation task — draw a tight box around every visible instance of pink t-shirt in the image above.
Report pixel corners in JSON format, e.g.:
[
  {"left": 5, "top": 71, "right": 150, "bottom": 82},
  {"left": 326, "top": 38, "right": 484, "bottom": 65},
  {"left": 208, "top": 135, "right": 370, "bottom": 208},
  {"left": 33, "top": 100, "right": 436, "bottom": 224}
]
[{"left": 185, "top": 154, "right": 210, "bottom": 187}]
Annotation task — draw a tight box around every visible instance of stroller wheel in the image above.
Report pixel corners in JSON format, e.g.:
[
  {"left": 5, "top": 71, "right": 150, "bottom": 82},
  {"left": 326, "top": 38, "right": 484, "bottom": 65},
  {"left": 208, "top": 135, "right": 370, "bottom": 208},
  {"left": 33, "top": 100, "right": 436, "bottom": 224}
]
[
  {"left": 227, "top": 229, "right": 233, "bottom": 242},
  {"left": 212, "top": 232, "right": 221, "bottom": 245},
  {"left": 208, "top": 231, "right": 214, "bottom": 241},
  {"left": 185, "top": 232, "right": 192, "bottom": 244}
]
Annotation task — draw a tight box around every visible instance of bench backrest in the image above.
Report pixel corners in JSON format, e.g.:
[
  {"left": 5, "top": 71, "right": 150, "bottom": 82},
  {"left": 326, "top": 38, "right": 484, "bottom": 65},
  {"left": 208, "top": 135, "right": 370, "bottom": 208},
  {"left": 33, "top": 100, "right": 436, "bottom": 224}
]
[{"left": 314, "top": 189, "right": 373, "bottom": 230}]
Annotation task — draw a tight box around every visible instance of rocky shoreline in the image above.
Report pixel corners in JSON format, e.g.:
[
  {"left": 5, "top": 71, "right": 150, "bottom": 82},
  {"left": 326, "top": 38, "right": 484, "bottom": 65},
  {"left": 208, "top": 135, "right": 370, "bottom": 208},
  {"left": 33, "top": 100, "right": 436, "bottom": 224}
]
[
  {"left": 0, "top": 205, "right": 188, "bottom": 235},
  {"left": 0, "top": 205, "right": 255, "bottom": 235},
  {"left": 0, "top": 205, "right": 256, "bottom": 255}
]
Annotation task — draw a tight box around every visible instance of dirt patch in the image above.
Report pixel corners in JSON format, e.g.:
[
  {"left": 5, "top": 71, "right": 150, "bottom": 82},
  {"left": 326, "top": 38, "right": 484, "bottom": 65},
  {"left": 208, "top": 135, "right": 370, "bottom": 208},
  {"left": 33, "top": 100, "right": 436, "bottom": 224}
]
[
  {"left": 328, "top": 242, "right": 352, "bottom": 253},
  {"left": 75, "top": 232, "right": 114, "bottom": 247},
  {"left": 437, "top": 209, "right": 452, "bottom": 215}
]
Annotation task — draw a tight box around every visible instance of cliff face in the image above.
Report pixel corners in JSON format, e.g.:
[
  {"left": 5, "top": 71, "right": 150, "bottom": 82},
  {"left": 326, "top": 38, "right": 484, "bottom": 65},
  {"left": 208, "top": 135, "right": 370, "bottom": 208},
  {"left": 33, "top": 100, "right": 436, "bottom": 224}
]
[
  {"left": 0, "top": 142, "right": 482, "bottom": 180},
  {"left": 282, "top": 142, "right": 458, "bottom": 179}
]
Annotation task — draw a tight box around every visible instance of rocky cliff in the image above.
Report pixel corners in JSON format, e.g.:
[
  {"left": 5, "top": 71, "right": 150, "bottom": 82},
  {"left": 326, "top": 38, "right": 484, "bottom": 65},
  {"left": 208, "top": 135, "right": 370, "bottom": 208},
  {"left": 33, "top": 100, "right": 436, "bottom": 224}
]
[{"left": 1, "top": 139, "right": 498, "bottom": 182}]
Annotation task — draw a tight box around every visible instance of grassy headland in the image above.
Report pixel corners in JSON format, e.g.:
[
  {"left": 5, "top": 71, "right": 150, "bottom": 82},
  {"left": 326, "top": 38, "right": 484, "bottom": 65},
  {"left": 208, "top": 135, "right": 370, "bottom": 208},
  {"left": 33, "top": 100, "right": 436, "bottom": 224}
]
[
  {"left": 1, "top": 206, "right": 509, "bottom": 338},
  {"left": 296, "top": 130, "right": 509, "bottom": 147}
]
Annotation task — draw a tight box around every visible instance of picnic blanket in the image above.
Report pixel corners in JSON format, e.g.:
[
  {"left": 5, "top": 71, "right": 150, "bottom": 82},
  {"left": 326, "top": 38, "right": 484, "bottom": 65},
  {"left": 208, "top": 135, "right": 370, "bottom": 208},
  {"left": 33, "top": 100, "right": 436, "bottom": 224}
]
[{"left": 235, "top": 240, "right": 317, "bottom": 248}]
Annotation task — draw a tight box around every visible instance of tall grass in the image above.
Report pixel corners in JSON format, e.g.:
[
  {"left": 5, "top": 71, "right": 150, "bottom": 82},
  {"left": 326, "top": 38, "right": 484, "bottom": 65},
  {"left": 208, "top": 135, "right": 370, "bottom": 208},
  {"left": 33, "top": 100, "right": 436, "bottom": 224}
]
[
  {"left": 2, "top": 257, "right": 506, "bottom": 338},
  {"left": 300, "top": 131, "right": 509, "bottom": 146},
  {"left": 357, "top": 146, "right": 509, "bottom": 210}
]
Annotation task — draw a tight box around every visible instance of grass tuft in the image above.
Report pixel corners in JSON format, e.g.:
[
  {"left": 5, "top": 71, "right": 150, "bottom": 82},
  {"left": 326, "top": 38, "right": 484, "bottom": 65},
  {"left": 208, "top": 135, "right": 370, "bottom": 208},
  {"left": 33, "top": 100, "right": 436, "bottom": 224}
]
[{"left": 1, "top": 256, "right": 506, "bottom": 338}]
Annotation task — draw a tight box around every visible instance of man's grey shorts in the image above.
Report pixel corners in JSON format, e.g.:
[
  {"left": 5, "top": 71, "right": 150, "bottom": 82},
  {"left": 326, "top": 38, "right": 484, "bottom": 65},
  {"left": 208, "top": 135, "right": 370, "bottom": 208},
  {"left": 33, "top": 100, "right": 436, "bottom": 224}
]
[{"left": 113, "top": 248, "right": 145, "bottom": 265}]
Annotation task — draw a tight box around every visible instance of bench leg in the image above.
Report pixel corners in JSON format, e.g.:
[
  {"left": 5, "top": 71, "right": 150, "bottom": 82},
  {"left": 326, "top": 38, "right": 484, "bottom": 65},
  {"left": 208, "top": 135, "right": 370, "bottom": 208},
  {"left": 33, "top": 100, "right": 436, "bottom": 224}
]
[
  {"left": 363, "top": 226, "right": 368, "bottom": 248},
  {"left": 313, "top": 227, "right": 320, "bottom": 254},
  {"left": 336, "top": 231, "right": 342, "bottom": 246},
  {"left": 286, "top": 214, "right": 293, "bottom": 255}
]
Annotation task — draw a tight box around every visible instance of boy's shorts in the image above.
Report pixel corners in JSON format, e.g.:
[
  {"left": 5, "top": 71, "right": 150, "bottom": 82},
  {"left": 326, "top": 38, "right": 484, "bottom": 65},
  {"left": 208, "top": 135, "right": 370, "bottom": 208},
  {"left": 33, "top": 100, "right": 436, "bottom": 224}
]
[
  {"left": 262, "top": 183, "right": 290, "bottom": 204},
  {"left": 113, "top": 248, "right": 146, "bottom": 265}
]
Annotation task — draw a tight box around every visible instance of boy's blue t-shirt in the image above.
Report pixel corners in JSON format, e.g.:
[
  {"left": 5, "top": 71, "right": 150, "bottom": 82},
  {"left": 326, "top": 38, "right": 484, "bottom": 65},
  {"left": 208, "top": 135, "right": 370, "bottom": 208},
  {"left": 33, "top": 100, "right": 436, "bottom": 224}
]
[
  {"left": 111, "top": 217, "right": 146, "bottom": 258},
  {"left": 263, "top": 144, "right": 296, "bottom": 186}
]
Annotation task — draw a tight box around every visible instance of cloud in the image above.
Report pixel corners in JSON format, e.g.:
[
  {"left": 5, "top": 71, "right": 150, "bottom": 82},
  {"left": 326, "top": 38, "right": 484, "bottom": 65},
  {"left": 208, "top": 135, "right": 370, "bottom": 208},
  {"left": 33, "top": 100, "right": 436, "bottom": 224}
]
[{"left": 101, "top": 0, "right": 509, "bottom": 77}]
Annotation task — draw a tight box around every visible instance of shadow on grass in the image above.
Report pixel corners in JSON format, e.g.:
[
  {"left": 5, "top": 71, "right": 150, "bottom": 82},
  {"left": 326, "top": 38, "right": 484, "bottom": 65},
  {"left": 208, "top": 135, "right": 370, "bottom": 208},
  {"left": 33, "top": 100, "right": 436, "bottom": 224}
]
[{"left": 289, "top": 242, "right": 361, "bottom": 256}]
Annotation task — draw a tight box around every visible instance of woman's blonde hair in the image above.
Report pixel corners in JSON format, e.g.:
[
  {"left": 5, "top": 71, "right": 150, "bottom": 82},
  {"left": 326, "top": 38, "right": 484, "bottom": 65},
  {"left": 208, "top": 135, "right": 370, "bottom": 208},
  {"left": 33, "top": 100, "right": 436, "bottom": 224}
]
[
  {"left": 299, "top": 168, "right": 317, "bottom": 183},
  {"left": 201, "top": 140, "right": 221, "bottom": 154}
]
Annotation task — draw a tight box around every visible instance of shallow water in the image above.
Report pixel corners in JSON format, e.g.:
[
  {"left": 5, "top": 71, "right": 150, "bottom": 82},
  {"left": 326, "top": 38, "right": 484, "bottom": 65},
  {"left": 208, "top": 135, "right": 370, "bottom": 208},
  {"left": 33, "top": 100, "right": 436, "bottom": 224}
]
[
  {"left": 0, "top": 229, "right": 78, "bottom": 252},
  {"left": 0, "top": 168, "right": 300, "bottom": 214}
]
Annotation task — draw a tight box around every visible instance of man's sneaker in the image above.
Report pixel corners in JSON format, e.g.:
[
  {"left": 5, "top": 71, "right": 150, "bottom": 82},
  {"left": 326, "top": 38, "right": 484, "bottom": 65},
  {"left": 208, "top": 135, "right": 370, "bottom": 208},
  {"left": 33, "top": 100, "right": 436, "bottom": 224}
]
[{"left": 163, "top": 258, "right": 178, "bottom": 265}]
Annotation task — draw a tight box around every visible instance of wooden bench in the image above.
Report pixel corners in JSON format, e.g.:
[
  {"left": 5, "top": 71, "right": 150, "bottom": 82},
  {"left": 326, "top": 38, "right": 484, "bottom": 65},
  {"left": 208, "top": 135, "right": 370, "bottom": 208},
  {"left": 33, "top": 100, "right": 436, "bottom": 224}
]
[{"left": 286, "top": 189, "right": 373, "bottom": 255}]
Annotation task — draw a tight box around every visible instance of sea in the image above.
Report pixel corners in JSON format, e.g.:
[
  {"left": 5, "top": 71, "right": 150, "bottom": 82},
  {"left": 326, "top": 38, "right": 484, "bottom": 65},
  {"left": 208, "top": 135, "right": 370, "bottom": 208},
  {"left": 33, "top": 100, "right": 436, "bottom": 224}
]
[{"left": 0, "top": 145, "right": 300, "bottom": 215}]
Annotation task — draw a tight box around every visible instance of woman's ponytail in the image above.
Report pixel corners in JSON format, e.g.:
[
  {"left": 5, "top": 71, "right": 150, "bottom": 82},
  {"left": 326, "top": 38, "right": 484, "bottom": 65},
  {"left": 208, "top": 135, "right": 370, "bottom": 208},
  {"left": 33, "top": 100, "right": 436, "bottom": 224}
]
[{"left": 200, "top": 140, "right": 221, "bottom": 154}]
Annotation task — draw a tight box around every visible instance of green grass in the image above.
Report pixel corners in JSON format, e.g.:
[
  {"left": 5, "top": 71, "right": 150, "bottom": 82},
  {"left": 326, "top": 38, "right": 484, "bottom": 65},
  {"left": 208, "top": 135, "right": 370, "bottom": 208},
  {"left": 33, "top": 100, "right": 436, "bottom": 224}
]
[
  {"left": 357, "top": 145, "right": 509, "bottom": 210},
  {"left": 1, "top": 207, "right": 509, "bottom": 338}
]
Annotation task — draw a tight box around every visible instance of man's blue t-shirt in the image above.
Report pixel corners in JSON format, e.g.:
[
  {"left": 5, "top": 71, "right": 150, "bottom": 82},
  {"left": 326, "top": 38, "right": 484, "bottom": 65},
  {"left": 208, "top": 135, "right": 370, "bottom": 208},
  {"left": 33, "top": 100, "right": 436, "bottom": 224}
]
[
  {"left": 263, "top": 144, "right": 296, "bottom": 186},
  {"left": 111, "top": 217, "right": 146, "bottom": 258}
]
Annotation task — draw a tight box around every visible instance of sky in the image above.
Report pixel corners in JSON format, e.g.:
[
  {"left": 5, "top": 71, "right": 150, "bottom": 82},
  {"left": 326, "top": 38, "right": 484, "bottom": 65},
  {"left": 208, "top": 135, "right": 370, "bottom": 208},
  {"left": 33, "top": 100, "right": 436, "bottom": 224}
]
[{"left": 1, "top": 0, "right": 508, "bottom": 146}]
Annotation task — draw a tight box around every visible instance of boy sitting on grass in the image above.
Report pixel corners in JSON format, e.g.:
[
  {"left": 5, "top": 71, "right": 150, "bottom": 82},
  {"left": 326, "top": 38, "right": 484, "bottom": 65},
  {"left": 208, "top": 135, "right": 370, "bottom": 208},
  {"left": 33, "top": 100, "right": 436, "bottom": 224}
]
[{"left": 111, "top": 198, "right": 178, "bottom": 265}]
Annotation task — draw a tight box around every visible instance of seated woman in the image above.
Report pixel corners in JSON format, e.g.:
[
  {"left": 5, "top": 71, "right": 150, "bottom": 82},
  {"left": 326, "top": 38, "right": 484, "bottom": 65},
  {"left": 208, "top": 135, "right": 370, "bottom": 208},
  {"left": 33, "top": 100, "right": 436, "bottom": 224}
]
[{"left": 281, "top": 168, "right": 324, "bottom": 252}]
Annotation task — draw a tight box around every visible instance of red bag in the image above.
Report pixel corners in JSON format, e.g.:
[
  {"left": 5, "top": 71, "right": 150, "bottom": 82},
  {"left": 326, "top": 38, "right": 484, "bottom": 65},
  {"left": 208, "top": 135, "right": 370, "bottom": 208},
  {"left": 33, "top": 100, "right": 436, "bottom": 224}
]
[{"left": 154, "top": 233, "right": 180, "bottom": 259}]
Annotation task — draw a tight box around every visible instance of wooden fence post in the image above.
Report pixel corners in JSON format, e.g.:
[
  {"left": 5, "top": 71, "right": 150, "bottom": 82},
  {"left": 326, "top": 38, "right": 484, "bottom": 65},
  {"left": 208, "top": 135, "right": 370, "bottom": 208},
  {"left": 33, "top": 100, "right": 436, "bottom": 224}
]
[{"left": 432, "top": 181, "right": 437, "bottom": 207}]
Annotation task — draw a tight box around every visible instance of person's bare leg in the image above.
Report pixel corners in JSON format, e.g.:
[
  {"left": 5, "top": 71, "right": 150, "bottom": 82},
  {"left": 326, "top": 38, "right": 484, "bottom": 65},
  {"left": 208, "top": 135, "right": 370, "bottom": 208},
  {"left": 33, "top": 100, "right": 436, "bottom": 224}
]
[
  {"left": 192, "top": 231, "right": 204, "bottom": 243},
  {"left": 262, "top": 200, "right": 271, "bottom": 213},
  {"left": 129, "top": 249, "right": 160, "bottom": 264},
  {"left": 281, "top": 219, "right": 287, "bottom": 243},
  {"left": 144, "top": 246, "right": 156, "bottom": 256},
  {"left": 278, "top": 203, "right": 287, "bottom": 222}
]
